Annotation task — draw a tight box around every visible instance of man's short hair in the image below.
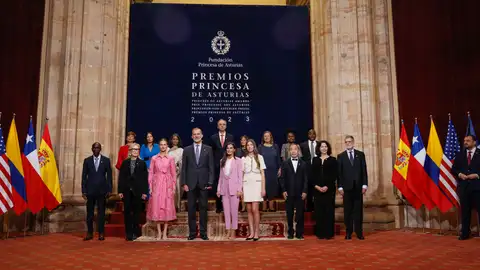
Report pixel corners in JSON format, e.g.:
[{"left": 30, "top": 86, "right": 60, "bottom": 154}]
[
  {"left": 192, "top": 127, "right": 202, "bottom": 134},
  {"left": 345, "top": 135, "right": 355, "bottom": 141},
  {"left": 466, "top": 134, "right": 477, "bottom": 142}
]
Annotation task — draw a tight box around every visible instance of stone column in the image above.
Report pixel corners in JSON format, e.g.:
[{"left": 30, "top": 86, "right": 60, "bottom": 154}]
[
  {"left": 37, "top": 0, "right": 130, "bottom": 232},
  {"left": 310, "top": 0, "right": 399, "bottom": 229}
]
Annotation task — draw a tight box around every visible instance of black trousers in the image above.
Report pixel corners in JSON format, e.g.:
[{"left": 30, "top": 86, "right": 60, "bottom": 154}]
[
  {"left": 343, "top": 188, "right": 363, "bottom": 236},
  {"left": 314, "top": 191, "right": 335, "bottom": 238},
  {"left": 285, "top": 195, "right": 305, "bottom": 237},
  {"left": 122, "top": 190, "right": 142, "bottom": 238},
  {"left": 459, "top": 186, "right": 480, "bottom": 237},
  {"left": 86, "top": 194, "right": 106, "bottom": 235},
  {"left": 187, "top": 185, "right": 209, "bottom": 237}
]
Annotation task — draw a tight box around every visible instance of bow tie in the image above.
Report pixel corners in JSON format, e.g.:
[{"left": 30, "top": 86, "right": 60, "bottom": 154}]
[{"left": 292, "top": 158, "right": 298, "bottom": 161}]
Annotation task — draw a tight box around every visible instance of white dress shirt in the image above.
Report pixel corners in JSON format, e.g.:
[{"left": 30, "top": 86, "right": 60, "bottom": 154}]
[
  {"left": 224, "top": 158, "right": 232, "bottom": 176},
  {"left": 291, "top": 157, "right": 299, "bottom": 172}
]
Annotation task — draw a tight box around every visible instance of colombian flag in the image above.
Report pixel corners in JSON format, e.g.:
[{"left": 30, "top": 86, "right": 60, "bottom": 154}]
[
  {"left": 392, "top": 122, "right": 422, "bottom": 209},
  {"left": 6, "top": 118, "right": 27, "bottom": 215},
  {"left": 38, "top": 123, "right": 62, "bottom": 210},
  {"left": 424, "top": 118, "right": 454, "bottom": 213}
]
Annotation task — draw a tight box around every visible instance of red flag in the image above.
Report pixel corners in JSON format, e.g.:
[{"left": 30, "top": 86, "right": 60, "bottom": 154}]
[{"left": 392, "top": 123, "right": 423, "bottom": 209}]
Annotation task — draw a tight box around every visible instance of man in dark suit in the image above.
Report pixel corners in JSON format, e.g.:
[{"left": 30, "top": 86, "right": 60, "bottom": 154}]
[
  {"left": 210, "top": 119, "right": 234, "bottom": 213},
  {"left": 118, "top": 143, "right": 148, "bottom": 241},
  {"left": 279, "top": 144, "right": 308, "bottom": 239},
  {"left": 81, "top": 142, "right": 112, "bottom": 241},
  {"left": 451, "top": 135, "right": 480, "bottom": 240},
  {"left": 300, "top": 129, "right": 320, "bottom": 212},
  {"left": 337, "top": 135, "right": 368, "bottom": 240},
  {"left": 181, "top": 127, "right": 214, "bottom": 240}
]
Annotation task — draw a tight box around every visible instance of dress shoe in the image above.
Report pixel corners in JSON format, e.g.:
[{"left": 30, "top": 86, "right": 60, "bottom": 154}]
[
  {"left": 357, "top": 235, "right": 365, "bottom": 240},
  {"left": 316, "top": 236, "right": 325, "bottom": 240},
  {"left": 83, "top": 235, "right": 93, "bottom": 241},
  {"left": 187, "top": 235, "right": 196, "bottom": 240},
  {"left": 345, "top": 235, "right": 352, "bottom": 240},
  {"left": 325, "top": 237, "right": 334, "bottom": 240},
  {"left": 458, "top": 235, "right": 469, "bottom": 240},
  {"left": 246, "top": 237, "right": 254, "bottom": 241},
  {"left": 200, "top": 235, "right": 209, "bottom": 240},
  {"left": 132, "top": 234, "right": 138, "bottom": 241},
  {"left": 98, "top": 235, "right": 105, "bottom": 241},
  {"left": 287, "top": 235, "right": 294, "bottom": 240},
  {"left": 126, "top": 237, "right": 133, "bottom": 241},
  {"left": 296, "top": 236, "right": 304, "bottom": 240},
  {"left": 253, "top": 238, "right": 260, "bottom": 241}
]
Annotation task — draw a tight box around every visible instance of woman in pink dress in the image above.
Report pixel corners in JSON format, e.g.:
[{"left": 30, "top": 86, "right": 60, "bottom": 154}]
[{"left": 147, "top": 138, "right": 177, "bottom": 240}]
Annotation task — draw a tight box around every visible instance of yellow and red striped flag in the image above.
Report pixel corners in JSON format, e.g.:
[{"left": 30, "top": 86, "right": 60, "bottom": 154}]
[{"left": 38, "top": 123, "right": 62, "bottom": 210}]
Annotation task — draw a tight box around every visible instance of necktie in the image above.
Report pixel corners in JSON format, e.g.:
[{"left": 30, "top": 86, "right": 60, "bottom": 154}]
[
  {"left": 468, "top": 151, "right": 472, "bottom": 165},
  {"left": 94, "top": 157, "right": 99, "bottom": 171},
  {"left": 195, "top": 144, "right": 200, "bottom": 164},
  {"left": 349, "top": 151, "right": 354, "bottom": 165},
  {"left": 221, "top": 134, "right": 224, "bottom": 147},
  {"left": 310, "top": 141, "right": 315, "bottom": 160}
]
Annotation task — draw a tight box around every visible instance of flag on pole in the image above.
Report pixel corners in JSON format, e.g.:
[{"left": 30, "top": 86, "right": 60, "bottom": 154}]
[
  {"left": 407, "top": 122, "right": 436, "bottom": 210},
  {"left": 424, "top": 118, "right": 454, "bottom": 213},
  {"left": 6, "top": 118, "right": 27, "bottom": 215},
  {"left": 465, "top": 112, "right": 480, "bottom": 148},
  {"left": 21, "top": 118, "right": 45, "bottom": 213},
  {"left": 439, "top": 117, "right": 460, "bottom": 207},
  {"left": 392, "top": 122, "right": 422, "bottom": 209},
  {"left": 0, "top": 125, "right": 13, "bottom": 215},
  {"left": 38, "top": 123, "right": 62, "bottom": 210}
]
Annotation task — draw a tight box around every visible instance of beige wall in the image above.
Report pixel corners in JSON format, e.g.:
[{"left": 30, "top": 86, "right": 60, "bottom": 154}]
[{"left": 152, "top": 0, "right": 286, "bottom": 5}]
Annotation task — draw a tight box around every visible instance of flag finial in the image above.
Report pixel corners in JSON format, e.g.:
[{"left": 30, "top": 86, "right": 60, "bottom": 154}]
[
  {"left": 448, "top": 113, "right": 451, "bottom": 120},
  {"left": 414, "top": 117, "right": 418, "bottom": 124},
  {"left": 467, "top": 111, "right": 471, "bottom": 116},
  {"left": 45, "top": 117, "right": 49, "bottom": 122},
  {"left": 401, "top": 119, "right": 404, "bottom": 124},
  {"left": 30, "top": 115, "right": 33, "bottom": 120},
  {"left": 429, "top": 115, "right": 433, "bottom": 120},
  {"left": 12, "top": 113, "right": 16, "bottom": 118}
]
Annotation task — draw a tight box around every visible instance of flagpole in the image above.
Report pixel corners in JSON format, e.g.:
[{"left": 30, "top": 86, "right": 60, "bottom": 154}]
[
  {"left": 0, "top": 112, "right": 6, "bottom": 240},
  {"left": 41, "top": 117, "right": 49, "bottom": 236}
]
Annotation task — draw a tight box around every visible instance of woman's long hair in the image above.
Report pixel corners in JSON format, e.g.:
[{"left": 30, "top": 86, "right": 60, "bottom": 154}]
[
  {"left": 169, "top": 133, "right": 182, "bottom": 148},
  {"left": 261, "top": 130, "right": 274, "bottom": 145},
  {"left": 246, "top": 139, "right": 261, "bottom": 169},
  {"left": 220, "top": 142, "right": 237, "bottom": 168}
]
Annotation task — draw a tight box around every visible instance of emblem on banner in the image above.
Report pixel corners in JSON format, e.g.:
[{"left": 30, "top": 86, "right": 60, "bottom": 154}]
[
  {"left": 211, "top": 30, "right": 231, "bottom": 55},
  {"left": 395, "top": 149, "right": 409, "bottom": 170}
]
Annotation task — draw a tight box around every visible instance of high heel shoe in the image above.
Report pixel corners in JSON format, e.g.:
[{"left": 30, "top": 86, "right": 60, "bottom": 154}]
[
  {"left": 253, "top": 238, "right": 260, "bottom": 241},
  {"left": 246, "top": 236, "right": 254, "bottom": 240}
]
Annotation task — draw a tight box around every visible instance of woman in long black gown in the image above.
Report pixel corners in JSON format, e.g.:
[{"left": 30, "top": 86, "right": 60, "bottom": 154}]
[{"left": 311, "top": 140, "right": 338, "bottom": 239}]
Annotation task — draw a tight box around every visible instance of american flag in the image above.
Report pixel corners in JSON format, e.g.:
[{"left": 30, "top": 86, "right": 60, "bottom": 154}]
[
  {"left": 439, "top": 119, "right": 460, "bottom": 207},
  {"left": 0, "top": 126, "right": 13, "bottom": 214}
]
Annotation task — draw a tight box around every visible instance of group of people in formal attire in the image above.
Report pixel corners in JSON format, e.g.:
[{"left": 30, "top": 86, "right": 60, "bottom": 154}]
[{"left": 80, "top": 119, "right": 370, "bottom": 242}]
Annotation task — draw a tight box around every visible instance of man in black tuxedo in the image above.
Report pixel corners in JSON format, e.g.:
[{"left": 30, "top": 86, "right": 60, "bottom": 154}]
[
  {"left": 300, "top": 129, "right": 320, "bottom": 212},
  {"left": 81, "top": 142, "right": 112, "bottom": 241},
  {"left": 279, "top": 144, "right": 308, "bottom": 239},
  {"left": 118, "top": 143, "right": 148, "bottom": 241},
  {"left": 210, "top": 119, "right": 234, "bottom": 213},
  {"left": 181, "top": 127, "right": 214, "bottom": 240},
  {"left": 337, "top": 135, "right": 368, "bottom": 240},
  {"left": 451, "top": 135, "right": 480, "bottom": 240}
]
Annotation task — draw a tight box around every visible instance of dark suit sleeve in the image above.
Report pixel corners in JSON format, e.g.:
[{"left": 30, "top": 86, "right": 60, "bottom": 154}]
[
  {"left": 451, "top": 152, "right": 461, "bottom": 177},
  {"left": 118, "top": 160, "right": 126, "bottom": 194},
  {"left": 181, "top": 149, "right": 188, "bottom": 187},
  {"left": 208, "top": 147, "right": 214, "bottom": 185},
  {"left": 140, "top": 161, "right": 149, "bottom": 195},
  {"left": 311, "top": 158, "right": 320, "bottom": 187},
  {"left": 337, "top": 154, "right": 344, "bottom": 189},
  {"left": 361, "top": 152, "right": 368, "bottom": 186},
  {"left": 331, "top": 158, "right": 339, "bottom": 190},
  {"left": 302, "top": 162, "right": 309, "bottom": 194},
  {"left": 81, "top": 158, "right": 88, "bottom": 195},
  {"left": 106, "top": 158, "right": 113, "bottom": 193},
  {"left": 279, "top": 161, "right": 286, "bottom": 193}
]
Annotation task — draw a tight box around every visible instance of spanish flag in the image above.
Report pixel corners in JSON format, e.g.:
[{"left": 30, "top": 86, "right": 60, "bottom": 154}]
[
  {"left": 392, "top": 122, "right": 422, "bottom": 209},
  {"left": 38, "top": 123, "right": 62, "bottom": 210},
  {"left": 6, "top": 118, "right": 27, "bottom": 215}
]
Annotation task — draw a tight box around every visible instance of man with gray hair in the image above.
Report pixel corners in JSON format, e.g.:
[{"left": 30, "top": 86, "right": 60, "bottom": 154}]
[{"left": 337, "top": 135, "right": 368, "bottom": 240}]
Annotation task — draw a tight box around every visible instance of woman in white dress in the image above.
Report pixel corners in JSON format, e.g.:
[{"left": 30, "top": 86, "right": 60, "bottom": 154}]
[
  {"left": 168, "top": 133, "right": 184, "bottom": 210},
  {"left": 242, "top": 139, "right": 266, "bottom": 241}
]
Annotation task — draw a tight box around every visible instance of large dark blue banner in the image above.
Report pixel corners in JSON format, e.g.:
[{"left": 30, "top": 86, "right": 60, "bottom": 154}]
[{"left": 127, "top": 4, "right": 312, "bottom": 144}]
